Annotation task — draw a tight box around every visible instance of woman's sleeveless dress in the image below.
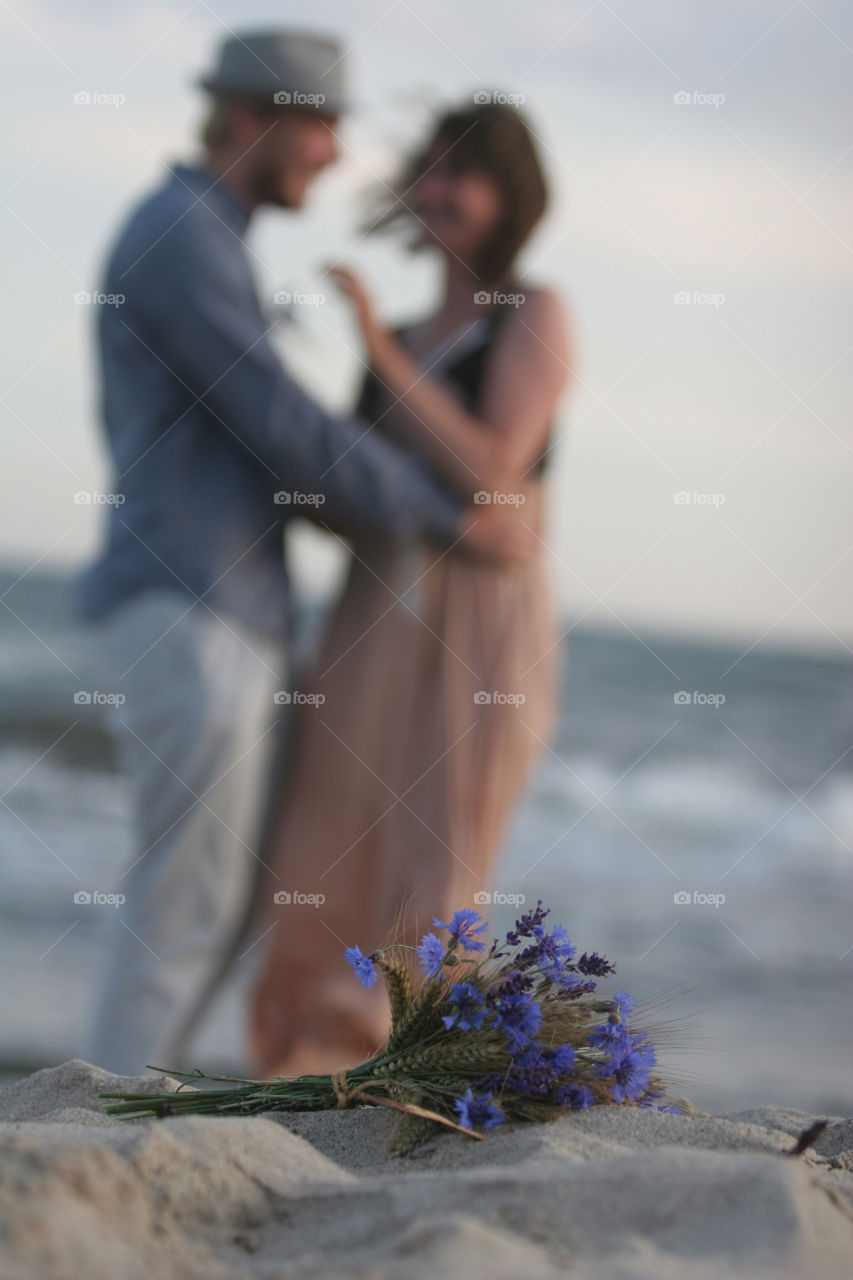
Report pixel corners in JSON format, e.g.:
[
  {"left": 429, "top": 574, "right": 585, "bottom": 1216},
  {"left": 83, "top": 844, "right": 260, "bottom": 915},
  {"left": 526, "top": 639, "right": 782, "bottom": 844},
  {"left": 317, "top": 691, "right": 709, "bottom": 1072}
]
[{"left": 248, "top": 307, "right": 560, "bottom": 1073}]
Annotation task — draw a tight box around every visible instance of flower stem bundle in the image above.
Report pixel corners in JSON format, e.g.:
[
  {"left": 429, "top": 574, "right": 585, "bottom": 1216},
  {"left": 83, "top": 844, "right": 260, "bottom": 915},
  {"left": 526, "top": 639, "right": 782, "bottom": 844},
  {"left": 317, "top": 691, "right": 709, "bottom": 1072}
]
[{"left": 100, "top": 901, "right": 681, "bottom": 1153}]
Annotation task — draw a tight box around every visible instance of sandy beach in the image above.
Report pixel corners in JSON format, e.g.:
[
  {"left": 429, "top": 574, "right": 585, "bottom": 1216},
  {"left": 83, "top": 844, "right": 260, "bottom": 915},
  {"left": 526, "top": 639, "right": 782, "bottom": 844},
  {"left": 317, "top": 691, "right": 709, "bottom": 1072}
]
[{"left": 0, "top": 1059, "right": 851, "bottom": 1279}]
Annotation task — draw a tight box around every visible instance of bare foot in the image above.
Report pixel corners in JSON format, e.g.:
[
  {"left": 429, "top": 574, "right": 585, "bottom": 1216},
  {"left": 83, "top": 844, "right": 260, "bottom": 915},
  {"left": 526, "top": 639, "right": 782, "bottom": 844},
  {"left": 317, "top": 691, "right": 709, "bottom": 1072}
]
[
  {"left": 264, "top": 1040, "right": 370, "bottom": 1079},
  {"left": 250, "top": 979, "right": 391, "bottom": 1080}
]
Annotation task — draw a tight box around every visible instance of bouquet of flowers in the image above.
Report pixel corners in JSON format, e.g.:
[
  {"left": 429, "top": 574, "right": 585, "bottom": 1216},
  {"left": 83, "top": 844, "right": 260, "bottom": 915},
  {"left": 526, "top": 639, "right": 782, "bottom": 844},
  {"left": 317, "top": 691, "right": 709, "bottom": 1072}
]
[{"left": 100, "top": 901, "right": 681, "bottom": 1154}]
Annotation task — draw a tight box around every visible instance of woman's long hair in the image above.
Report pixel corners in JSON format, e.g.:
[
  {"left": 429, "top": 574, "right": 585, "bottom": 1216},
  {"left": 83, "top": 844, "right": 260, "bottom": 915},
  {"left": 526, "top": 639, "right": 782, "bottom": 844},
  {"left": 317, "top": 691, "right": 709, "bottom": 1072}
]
[{"left": 366, "top": 99, "right": 549, "bottom": 284}]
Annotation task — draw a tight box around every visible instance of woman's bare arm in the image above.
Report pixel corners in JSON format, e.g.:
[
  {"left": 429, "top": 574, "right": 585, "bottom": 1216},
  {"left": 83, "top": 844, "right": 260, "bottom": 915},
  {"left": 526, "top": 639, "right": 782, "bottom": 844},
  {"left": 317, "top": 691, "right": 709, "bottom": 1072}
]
[{"left": 330, "top": 270, "right": 572, "bottom": 500}]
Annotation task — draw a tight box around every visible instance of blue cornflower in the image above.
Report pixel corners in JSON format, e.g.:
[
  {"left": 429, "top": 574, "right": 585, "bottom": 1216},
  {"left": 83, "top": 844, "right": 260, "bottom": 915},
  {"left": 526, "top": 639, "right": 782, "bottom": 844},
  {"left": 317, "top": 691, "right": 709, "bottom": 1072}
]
[
  {"left": 343, "top": 945, "right": 377, "bottom": 988},
  {"left": 532, "top": 922, "right": 577, "bottom": 972},
  {"left": 511, "top": 1046, "right": 539, "bottom": 1069},
  {"left": 442, "top": 981, "right": 487, "bottom": 1031},
  {"left": 454, "top": 1088, "right": 505, "bottom": 1130},
  {"left": 553, "top": 1082, "right": 595, "bottom": 1109},
  {"left": 611, "top": 989, "right": 635, "bottom": 1021},
  {"left": 606, "top": 1034, "right": 657, "bottom": 1103},
  {"left": 587, "top": 989, "right": 637, "bottom": 1063},
  {"left": 433, "top": 908, "right": 489, "bottom": 952},
  {"left": 489, "top": 990, "right": 543, "bottom": 1050},
  {"left": 513, "top": 918, "right": 578, "bottom": 978},
  {"left": 417, "top": 932, "right": 445, "bottom": 978},
  {"left": 548, "top": 1043, "right": 576, "bottom": 1073},
  {"left": 588, "top": 1019, "right": 629, "bottom": 1056},
  {"left": 512, "top": 1043, "right": 569, "bottom": 1070},
  {"left": 500, "top": 1042, "right": 575, "bottom": 1097}
]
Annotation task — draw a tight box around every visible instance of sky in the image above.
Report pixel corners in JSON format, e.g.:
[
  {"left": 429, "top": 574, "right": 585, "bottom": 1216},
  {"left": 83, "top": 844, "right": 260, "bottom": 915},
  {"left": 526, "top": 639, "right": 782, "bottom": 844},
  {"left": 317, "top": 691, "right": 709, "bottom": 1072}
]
[{"left": 0, "top": 0, "right": 851, "bottom": 655}]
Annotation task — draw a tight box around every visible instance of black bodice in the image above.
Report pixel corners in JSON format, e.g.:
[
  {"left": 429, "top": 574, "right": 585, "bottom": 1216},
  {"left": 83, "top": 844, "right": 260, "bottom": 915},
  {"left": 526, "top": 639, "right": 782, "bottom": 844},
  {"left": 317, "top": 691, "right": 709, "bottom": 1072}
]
[{"left": 355, "top": 307, "right": 552, "bottom": 476}]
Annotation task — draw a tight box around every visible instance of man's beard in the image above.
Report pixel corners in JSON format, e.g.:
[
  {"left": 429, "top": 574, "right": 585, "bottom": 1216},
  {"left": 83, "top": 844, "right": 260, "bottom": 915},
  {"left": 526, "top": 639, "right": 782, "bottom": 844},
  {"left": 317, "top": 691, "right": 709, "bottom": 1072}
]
[{"left": 249, "top": 161, "right": 298, "bottom": 209}]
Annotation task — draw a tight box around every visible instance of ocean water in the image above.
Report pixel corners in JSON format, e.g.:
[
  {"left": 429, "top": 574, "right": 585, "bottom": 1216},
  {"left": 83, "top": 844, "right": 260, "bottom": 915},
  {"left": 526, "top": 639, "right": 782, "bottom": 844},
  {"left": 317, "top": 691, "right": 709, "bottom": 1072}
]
[{"left": 1, "top": 566, "right": 851, "bottom": 1114}]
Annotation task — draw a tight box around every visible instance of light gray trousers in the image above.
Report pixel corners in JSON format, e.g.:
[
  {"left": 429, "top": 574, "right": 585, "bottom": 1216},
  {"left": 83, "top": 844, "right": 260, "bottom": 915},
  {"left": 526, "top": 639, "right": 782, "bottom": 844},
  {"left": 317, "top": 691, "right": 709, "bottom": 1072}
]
[{"left": 82, "top": 590, "right": 286, "bottom": 1076}]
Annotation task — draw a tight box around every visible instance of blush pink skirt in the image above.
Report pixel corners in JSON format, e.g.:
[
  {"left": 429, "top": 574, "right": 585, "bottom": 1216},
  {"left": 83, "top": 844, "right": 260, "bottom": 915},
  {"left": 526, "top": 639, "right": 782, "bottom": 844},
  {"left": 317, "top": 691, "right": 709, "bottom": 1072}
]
[{"left": 248, "top": 499, "right": 559, "bottom": 1076}]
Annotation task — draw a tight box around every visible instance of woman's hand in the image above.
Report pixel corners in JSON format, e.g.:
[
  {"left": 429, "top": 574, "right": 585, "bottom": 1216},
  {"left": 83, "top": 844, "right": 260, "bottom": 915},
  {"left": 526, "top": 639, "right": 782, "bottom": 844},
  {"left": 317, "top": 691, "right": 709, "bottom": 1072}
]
[{"left": 326, "top": 265, "right": 387, "bottom": 359}]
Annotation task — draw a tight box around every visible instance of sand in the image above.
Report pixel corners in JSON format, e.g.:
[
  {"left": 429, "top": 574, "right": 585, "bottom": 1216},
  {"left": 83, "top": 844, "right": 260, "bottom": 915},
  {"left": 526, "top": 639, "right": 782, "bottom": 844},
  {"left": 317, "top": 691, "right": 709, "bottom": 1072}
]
[{"left": 0, "top": 1060, "right": 851, "bottom": 1280}]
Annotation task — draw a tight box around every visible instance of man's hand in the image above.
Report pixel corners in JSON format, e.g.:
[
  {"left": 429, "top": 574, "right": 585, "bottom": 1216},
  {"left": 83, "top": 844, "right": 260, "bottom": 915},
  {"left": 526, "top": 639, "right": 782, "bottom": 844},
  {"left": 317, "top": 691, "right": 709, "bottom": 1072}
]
[{"left": 456, "top": 486, "right": 542, "bottom": 565}]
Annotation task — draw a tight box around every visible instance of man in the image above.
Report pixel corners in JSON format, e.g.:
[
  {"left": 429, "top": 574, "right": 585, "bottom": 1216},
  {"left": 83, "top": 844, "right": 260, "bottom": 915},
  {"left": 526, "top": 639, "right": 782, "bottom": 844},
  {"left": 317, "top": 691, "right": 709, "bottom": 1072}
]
[{"left": 75, "top": 30, "right": 531, "bottom": 1076}]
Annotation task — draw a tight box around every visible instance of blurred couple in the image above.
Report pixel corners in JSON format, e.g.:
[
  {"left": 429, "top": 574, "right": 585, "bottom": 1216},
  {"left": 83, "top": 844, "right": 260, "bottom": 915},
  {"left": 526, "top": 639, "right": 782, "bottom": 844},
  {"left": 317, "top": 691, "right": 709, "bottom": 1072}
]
[{"left": 75, "top": 29, "right": 572, "bottom": 1080}]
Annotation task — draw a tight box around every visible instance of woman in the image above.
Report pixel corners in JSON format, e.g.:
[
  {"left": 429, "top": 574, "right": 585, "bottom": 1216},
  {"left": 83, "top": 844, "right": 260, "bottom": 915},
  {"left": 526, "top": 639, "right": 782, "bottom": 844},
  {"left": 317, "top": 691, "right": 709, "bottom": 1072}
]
[{"left": 248, "top": 99, "right": 573, "bottom": 1076}]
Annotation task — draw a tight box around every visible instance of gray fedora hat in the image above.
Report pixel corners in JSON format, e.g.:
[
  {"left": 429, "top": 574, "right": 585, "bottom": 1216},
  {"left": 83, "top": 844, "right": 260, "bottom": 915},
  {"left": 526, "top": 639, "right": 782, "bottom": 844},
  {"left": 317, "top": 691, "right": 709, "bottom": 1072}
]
[{"left": 197, "top": 29, "right": 348, "bottom": 116}]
